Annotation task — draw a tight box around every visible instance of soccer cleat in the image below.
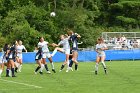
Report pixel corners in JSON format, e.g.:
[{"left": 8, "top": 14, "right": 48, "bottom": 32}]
[
  {"left": 15, "top": 67, "right": 18, "bottom": 72},
  {"left": 95, "top": 71, "right": 98, "bottom": 75},
  {"left": 18, "top": 70, "right": 21, "bottom": 72},
  {"left": 39, "top": 71, "right": 43, "bottom": 75},
  {"left": 6, "top": 75, "right": 10, "bottom": 77},
  {"left": 66, "top": 69, "right": 69, "bottom": 73},
  {"left": 46, "top": 71, "right": 51, "bottom": 74},
  {"left": 104, "top": 68, "right": 107, "bottom": 74},
  {"left": 52, "top": 69, "right": 56, "bottom": 73},
  {"left": 12, "top": 75, "right": 16, "bottom": 77}
]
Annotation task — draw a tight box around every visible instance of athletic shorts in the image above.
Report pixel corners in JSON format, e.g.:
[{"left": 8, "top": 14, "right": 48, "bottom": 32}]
[
  {"left": 72, "top": 47, "right": 78, "bottom": 52},
  {"left": 97, "top": 51, "right": 106, "bottom": 57},
  {"left": 42, "top": 52, "right": 51, "bottom": 58},
  {"left": 35, "top": 54, "right": 42, "bottom": 61},
  {"left": 62, "top": 49, "right": 70, "bottom": 55}
]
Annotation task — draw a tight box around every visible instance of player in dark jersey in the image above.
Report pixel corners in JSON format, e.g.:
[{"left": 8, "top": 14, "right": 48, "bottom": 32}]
[
  {"left": 67, "top": 29, "right": 81, "bottom": 71},
  {"left": 5, "top": 42, "right": 17, "bottom": 77},
  {"left": 0, "top": 44, "right": 10, "bottom": 77}
]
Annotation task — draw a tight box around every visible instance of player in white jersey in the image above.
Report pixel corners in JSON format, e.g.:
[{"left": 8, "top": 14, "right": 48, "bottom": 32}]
[
  {"left": 15, "top": 40, "right": 27, "bottom": 72},
  {"left": 38, "top": 37, "right": 56, "bottom": 74},
  {"left": 51, "top": 34, "right": 70, "bottom": 72},
  {"left": 95, "top": 38, "right": 108, "bottom": 75}
]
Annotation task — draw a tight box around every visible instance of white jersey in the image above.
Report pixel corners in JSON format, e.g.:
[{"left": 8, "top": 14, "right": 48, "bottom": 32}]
[
  {"left": 16, "top": 45, "right": 26, "bottom": 53},
  {"left": 58, "top": 38, "right": 70, "bottom": 50},
  {"left": 96, "top": 43, "right": 107, "bottom": 56},
  {"left": 38, "top": 41, "right": 49, "bottom": 53}
]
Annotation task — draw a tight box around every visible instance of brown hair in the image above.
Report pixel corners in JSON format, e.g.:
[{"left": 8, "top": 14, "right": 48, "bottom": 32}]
[{"left": 97, "top": 37, "right": 104, "bottom": 43}]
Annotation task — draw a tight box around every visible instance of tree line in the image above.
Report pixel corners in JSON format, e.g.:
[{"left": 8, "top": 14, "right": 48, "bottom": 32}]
[{"left": 0, "top": 0, "right": 139, "bottom": 51}]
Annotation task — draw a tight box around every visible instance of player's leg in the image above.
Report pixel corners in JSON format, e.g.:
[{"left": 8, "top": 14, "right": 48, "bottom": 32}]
[
  {"left": 9, "top": 59, "right": 16, "bottom": 77},
  {"left": 60, "top": 53, "right": 69, "bottom": 72},
  {"left": 48, "top": 56, "right": 56, "bottom": 73},
  {"left": 42, "top": 53, "right": 51, "bottom": 74},
  {"left": 6, "top": 60, "right": 11, "bottom": 77},
  {"left": 18, "top": 54, "right": 23, "bottom": 72},
  {"left": 51, "top": 47, "right": 64, "bottom": 57},
  {"left": 34, "top": 60, "right": 42, "bottom": 74},
  {"left": 15, "top": 57, "right": 19, "bottom": 72},
  {"left": 95, "top": 56, "right": 100, "bottom": 75},
  {"left": 101, "top": 56, "right": 107, "bottom": 74},
  {"left": 0, "top": 63, "right": 3, "bottom": 77},
  {"left": 72, "top": 51, "right": 78, "bottom": 70}
]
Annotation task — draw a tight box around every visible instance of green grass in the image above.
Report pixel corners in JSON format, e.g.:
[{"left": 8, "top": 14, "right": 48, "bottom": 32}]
[{"left": 0, "top": 61, "right": 140, "bottom": 93}]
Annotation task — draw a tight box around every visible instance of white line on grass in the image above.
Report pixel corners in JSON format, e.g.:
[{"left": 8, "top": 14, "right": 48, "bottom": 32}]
[
  {"left": 0, "top": 79, "right": 42, "bottom": 89},
  {"left": 0, "top": 87, "right": 37, "bottom": 91}
]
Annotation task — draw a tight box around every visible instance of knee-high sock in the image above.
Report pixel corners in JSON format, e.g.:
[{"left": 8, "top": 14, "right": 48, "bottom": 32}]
[
  {"left": 11, "top": 68, "right": 15, "bottom": 76},
  {"left": 6, "top": 69, "right": 10, "bottom": 76},
  {"left": 44, "top": 64, "right": 49, "bottom": 71},
  {"left": 60, "top": 64, "right": 65, "bottom": 70},
  {"left": 51, "top": 62, "right": 55, "bottom": 69},
  {"left": 67, "top": 60, "right": 70, "bottom": 67},
  {"left": 0, "top": 69, "right": 2, "bottom": 75},
  {"left": 95, "top": 63, "right": 99, "bottom": 71},
  {"left": 101, "top": 61, "right": 106, "bottom": 69},
  {"left": 35, "top": 66, "right": 41, "bottom": 72},
  {"left": 51, "top": 49, "right": 57, "bottom": 57},
  {"left": 40, "top": 64, "right": 44, "bottom": 72},
  {"left": 69, "top": 60, "right": 73, "bottom": 67},
  {"left": 75, "top": 64, "right": 78, "bottom": 70},
  {"left": 18, "top": 64, "right": 22, "bottom": 71}
]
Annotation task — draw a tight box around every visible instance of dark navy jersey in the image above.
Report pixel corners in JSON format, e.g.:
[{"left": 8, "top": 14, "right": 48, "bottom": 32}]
[
  {"left": 70, "top": 34, "right": 78, "bottom": 50},
  {"left": 3, "top": 47, "right": 10, "bottom": 56},
  {"left": 7, "top": 46, "right": 16, "bottom": 60},
  {"left": 35, "top": 47, "right": 43, "bottom": 60}
]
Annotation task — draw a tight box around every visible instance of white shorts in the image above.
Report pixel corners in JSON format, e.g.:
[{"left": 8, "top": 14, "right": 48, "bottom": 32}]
[
  {"left": 17, "top": 53, "right": 22, "bottom": 59},
  {"left": 42, "top": 52, "right": 51, "bottom": 58},
  {"left": 62, "top": 49, "right": 70, "bottom": 54},
  {"left": 97, "top": 51, "right": 106, "bottom": 57},
  {"left": 2, "top": 56, "right": 7, "bottom": 63}
]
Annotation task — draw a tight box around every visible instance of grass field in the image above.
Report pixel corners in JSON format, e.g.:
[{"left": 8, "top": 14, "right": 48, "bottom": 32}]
[{"left": 0, "top": 61, "right": 140, "bottom": 93}]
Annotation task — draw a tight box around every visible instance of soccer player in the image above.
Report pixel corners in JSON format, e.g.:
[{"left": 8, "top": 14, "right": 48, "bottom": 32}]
[
  {"left": 0, "top": 55, "right": 3, "bottom": 77},
  {"left": 51, "top": 34, "right": 70, "bottom": 72},
  {"left": 1, "top": 44, "right": 10, "bottom": 77},
  {"left": 15, "top": 40, "right": 27, "bottom": 72},
  {"left": 5, "top": 42, "right": 17, "bottom": 77},
  {"left": 95, "top": 38, "right": 108, "bottom": 75},
  {"left": 67, "top": 30, "right": 81, "bottom": 71},
  {"left": 38, "top": 37, "right": 56, "bottom": 73}
]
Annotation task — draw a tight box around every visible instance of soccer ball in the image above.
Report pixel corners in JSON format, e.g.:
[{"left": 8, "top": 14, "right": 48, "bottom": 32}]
[{"left": 50, "top": 12, "right": 56, "bottom": 17}]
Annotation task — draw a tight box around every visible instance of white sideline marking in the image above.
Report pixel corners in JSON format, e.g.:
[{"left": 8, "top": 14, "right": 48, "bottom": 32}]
[
  {"left": 0, "top": 88, "right": 36, "bottom": 91},
  {"left": 0, "top": 79, "right": 42, "bottom": 89}
]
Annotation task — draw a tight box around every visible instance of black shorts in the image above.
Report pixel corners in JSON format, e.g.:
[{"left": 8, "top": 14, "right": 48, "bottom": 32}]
[{"left": 72, "top": 47, "right": 78, "bottom": 51}]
